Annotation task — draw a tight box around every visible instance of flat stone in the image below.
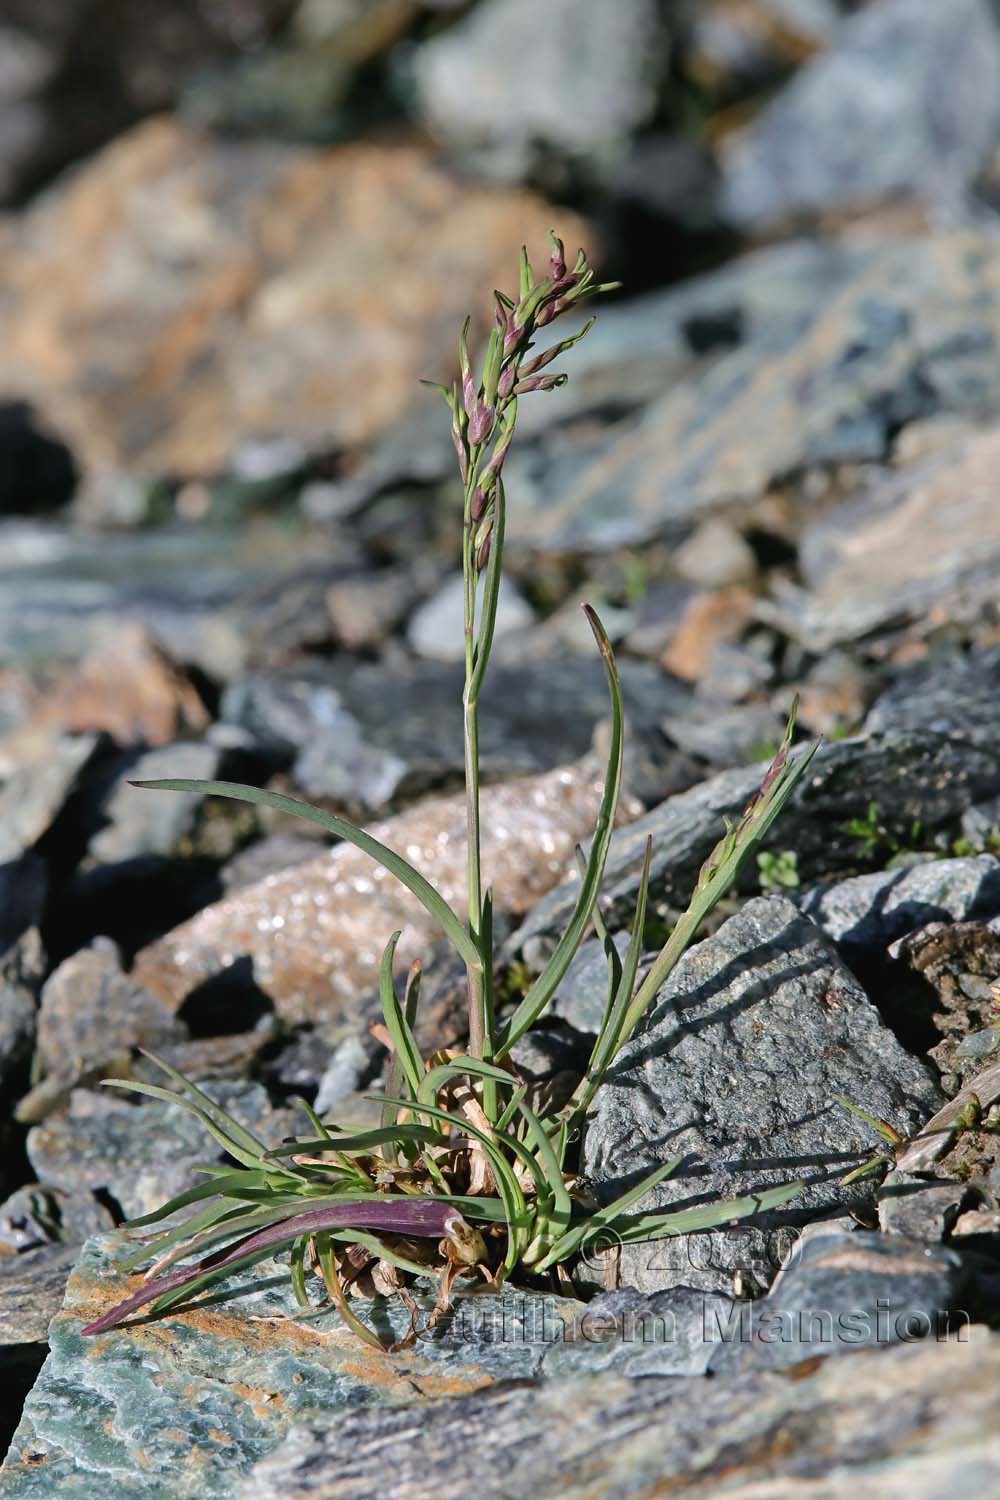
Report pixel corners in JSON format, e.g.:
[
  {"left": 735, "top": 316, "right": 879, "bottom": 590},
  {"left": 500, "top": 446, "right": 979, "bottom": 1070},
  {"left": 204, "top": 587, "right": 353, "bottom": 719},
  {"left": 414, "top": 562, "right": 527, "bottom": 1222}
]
[
  {"left": 0, "top": 117, "right": 591, "bottom": 486},
  {"left": 541, "top": 1285, "right": 734, "bottom": 1380},
  {"left": 708, "top": 1230, "right": 970, "bottom": 1372},
  {"left": 0, "top": 1243, "right": 79, "bottom": 1349},
  {"left": 133, "top": 757, "right": 639, "bottom": 1029},
  {"left": 800, "top": 855, "right": 1000, "bottom": 968},
  {"left": 0, "top": 1234, "right": 579, "bottom": 1498},
  {"left": 0, "top": 734, "right": 98, "bottom": 864},
  {"left": 550, "top": 932, "right": 632, "bottom": 1034},
  {"left": 672, "top": 518, "right": 757, "bottom": 589},
  {"left": 0, "top": 519, "right": 351, "bottom": 679},
  {"left": 789, "top": 427, "right": 1000, "bottom": 651},
  {"left": 224, "top": 655, "right": 685, "bottom": 809},
  {"left": 233, "top": 1326, "right": 1000, "bottom": 1499},
  {"left": 0, "top": 1242, "right": 80, "bottom": 1464},
  {"left": 720, "top": 0, "right": 1000, "bottom": 229},
  {"left": 864, "top": 642, "right": 1000, "bottom": 748},
  {"left": 581, "top": 896, "right": 942, "bottom": 1295},
  {"left": 85, "top": 741, "right": 227, "bottom": 866}
]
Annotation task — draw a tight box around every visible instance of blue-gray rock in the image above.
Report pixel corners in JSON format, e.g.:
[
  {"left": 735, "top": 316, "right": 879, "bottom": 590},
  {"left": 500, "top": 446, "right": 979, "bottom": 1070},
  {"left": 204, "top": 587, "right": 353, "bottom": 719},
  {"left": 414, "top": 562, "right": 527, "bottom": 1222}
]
[
  {"left": 799, "top": 855, "right": 1000, "bottom": 971},
  {"left": 0, "top": 1243, "right": 79, "bottom": 1349},
  {"left": 581, "top": 896, "right": 942, "bottom": 1295},
  {"left": 0, "top": 1233, "right": 578, "bottom": 1498},
  {"left": 312, "top": 1033, "right": 373, "bottom": 1116},
  {"left": 25, "top": 1082, "right": 284, "bottom": 1222},
  {"left": 0, "top": 1243, "right": 80, "bottom": 1462},
  {"left": 541, "top": 1284, "right": 735, "bottom": 1380},
  {"left": 413, "top": 0, "right": 662, "bottom": 175},
  {"left": 228, "top": 655, "right": 691, "bottom": 813},
  {"left": 551, "top": 931, "right": 632, "bottom": 1034},
  {"left": 406, "top": 574, "right": 534, "bottom": 662},
  {"left": 14, "top": 940, "right": 186, "bottom": 1124},
  {"left": 86, "top": 742, "right": 225, "bottom": 865},
  {"left": 720, "top": 0, "right": 1000, "bottom": 229},
  {"left": 708, "top": 1230, "right": 970, "bottom": 1372},
  {"left": 0, "top": 519, "right": 352, "bottom": 679},
  {"left": 234, "top": 1326, "right": 1000, "bottom": 1500},
  {"left": 504, "top": 234, "right": 1000, "bottom": 552},
  {"left": 0, "top": 734, "right": 98, "bottom": 863},
  {"left": 510, "top": 718, "right": 1000, "bottom": 969},
  {"left": 864, "top": 642, "right": 1000, "bottom": 748}
]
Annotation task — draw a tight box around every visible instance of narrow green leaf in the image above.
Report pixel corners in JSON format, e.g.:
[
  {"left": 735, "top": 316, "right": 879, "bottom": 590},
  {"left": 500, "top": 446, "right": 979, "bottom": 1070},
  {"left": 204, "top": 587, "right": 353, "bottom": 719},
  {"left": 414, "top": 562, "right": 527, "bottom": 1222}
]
[
  {"left": 264, "top": 1124, "right": 443, "bottom": 1159},
  {"left": 138, "top": 1050, "right": 271, "bottom": 1160},
  {"left": 102, "top": 1078, "right": 267, "bottom": 1171},
  {"left": 496, "top": 605, "right": 623, "bottom": 1058},
  {"left": 535, "top": 1156, "right": 682, "bottom": 1269},
  {"left": 379, "top": 932, "right": 426, "bottom": 1101},
  {"left": 611, "top": 1180, "right": 805, "bottom": 1244}
]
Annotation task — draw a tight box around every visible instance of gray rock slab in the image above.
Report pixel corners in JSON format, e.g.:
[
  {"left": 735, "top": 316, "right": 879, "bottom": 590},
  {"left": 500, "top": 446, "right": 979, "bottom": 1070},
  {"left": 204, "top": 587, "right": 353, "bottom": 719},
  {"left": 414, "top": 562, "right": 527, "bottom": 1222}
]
[
  {"left": 541, "top": 1284, "right": 734, "bottom": 1380},
  {"left": 581, "top": 896, "right": 942, "bottom": 1295},
  {"left": 0, "top": 1243, "right": 79, "bottom": 1349},
  {"left": 87, "top": 741, "right": 225, "bottom": 864},
  {"left": 505, "top": 233, "right": 1000, "bottom": 551},
  {"left": 864, "top": 642, "right": 1000, "bottom": 747},
  {"left": 551, "top": 931, "right": 632, "bottom": 1034},
  {"left": 789, "top": 427, "right": 1000, "bottom": 652},
  {"left": 227, "top": 655, "right": 689, "bottom": 810},
  {"left": 413, "top": 0, "right": 660, "bottom": 167},
  {"left": 234, "top": 1326, "right": 1000, "bottom": 1500},
  {"left": 406, "top": 574, "right": 534, "bottom": 662}
]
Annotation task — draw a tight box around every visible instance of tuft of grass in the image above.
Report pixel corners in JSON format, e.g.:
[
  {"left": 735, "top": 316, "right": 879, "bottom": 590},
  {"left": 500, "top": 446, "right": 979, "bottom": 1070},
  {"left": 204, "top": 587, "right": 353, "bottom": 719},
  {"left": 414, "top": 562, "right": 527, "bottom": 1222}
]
[{"left": 84, "top": 238, "right": 816, "bottom": 1346}]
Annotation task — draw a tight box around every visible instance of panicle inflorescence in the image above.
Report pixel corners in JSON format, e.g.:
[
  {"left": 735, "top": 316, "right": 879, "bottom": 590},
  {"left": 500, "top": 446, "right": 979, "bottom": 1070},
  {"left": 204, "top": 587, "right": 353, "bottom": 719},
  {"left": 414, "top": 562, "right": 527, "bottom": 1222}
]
[{"left": 431, "top": 233, "right": 618, "bottom": 575}]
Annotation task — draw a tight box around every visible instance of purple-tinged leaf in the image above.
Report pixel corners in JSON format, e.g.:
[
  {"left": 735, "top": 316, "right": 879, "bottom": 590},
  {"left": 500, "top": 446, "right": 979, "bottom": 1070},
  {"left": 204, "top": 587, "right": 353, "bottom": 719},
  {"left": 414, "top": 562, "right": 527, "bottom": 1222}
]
[{"left": 81, "top": 1198, "right": 461, "bottom": 1336}]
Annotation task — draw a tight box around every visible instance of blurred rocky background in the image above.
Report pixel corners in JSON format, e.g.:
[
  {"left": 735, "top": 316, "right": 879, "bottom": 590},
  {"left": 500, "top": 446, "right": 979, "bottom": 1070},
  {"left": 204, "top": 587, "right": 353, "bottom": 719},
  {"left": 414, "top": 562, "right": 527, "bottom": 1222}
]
[{"left": 4, "top": 1, "right": 1000, "bottom": 1494}]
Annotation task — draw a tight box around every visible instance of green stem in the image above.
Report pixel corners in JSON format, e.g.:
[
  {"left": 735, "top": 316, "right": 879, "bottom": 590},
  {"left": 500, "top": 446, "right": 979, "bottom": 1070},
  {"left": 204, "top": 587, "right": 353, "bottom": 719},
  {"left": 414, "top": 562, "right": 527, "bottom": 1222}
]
[{"left": 462, "top": 467, "right": 486, "bottom": 1067}]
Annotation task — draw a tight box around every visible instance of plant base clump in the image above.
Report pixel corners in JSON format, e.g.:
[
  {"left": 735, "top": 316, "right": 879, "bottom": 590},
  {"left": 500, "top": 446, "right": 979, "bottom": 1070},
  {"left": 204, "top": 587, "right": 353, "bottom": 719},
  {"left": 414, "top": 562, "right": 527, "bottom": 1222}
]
[{"left": 84, "top": 239, "right": 816, "bottom": 1347}]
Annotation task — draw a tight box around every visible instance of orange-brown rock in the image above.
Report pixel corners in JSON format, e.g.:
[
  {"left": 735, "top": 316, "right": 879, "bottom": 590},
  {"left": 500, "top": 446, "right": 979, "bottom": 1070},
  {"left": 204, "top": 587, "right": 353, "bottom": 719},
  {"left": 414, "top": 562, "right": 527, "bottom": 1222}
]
[
  {"left": 0, "top": 625, "right": 208, "bottom": 766},
  {"left": 0, "top": 117, "right": 592, "bottom": 484},
  {"left": 660, "top": 586, "right": 756, "bottom": 682},
  {"left": 133, "top": 759, "right": 640, "bottom": 1028}
]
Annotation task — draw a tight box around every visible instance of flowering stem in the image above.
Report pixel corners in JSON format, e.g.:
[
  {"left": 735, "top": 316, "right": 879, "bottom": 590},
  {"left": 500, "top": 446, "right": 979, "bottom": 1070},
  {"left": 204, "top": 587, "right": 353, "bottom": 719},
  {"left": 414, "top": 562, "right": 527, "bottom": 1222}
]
[{"left": 441, "top": 235, "right": 616, "bottom": 1106}]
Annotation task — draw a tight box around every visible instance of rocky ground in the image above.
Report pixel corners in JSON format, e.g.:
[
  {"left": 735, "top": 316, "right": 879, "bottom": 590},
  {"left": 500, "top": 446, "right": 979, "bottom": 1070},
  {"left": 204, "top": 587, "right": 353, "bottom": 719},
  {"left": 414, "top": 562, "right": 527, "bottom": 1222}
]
[{"left": 3, "top": 1, "right": 1000, "bottom": 1495}]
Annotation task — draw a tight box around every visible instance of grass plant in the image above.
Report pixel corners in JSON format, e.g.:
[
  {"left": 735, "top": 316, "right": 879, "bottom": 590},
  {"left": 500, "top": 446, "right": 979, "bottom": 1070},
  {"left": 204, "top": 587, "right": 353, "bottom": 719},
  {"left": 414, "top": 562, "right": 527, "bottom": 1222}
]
[{"left": 83, "top": 237, "right": 816, "bottom": 1346}]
